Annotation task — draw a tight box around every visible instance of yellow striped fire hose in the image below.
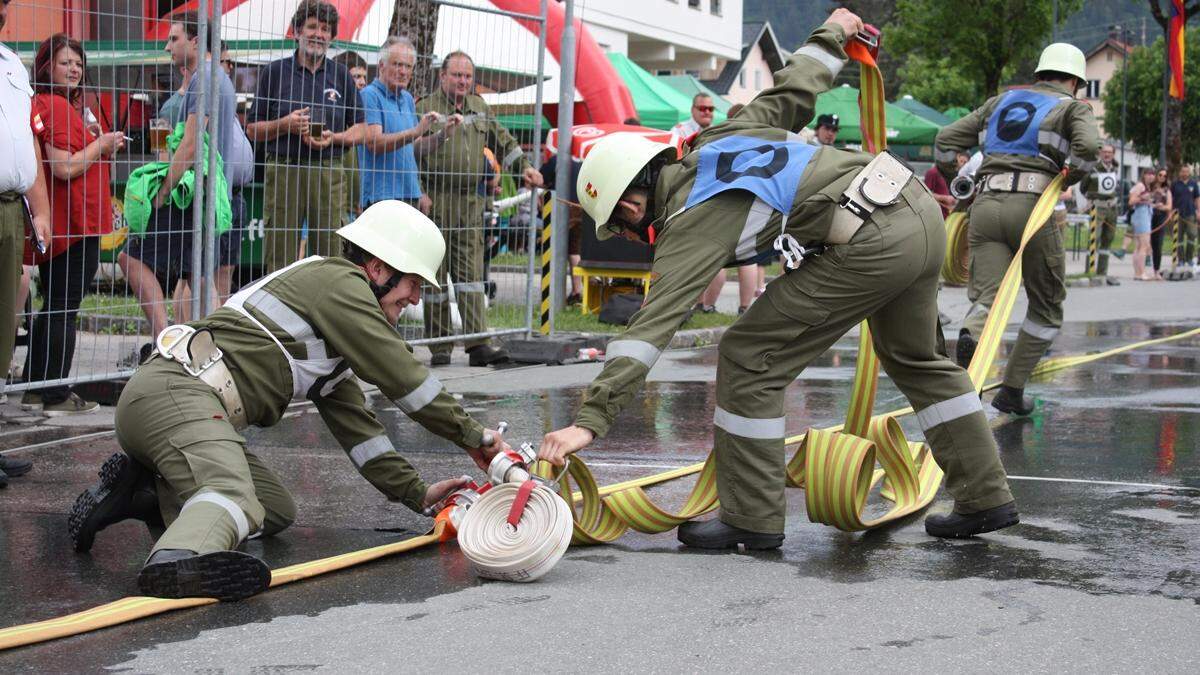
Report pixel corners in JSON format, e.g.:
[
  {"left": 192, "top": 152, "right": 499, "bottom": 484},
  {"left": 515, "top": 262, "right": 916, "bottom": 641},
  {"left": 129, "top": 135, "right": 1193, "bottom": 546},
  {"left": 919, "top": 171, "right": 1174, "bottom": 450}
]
[{"left": 3, "top": 33, "right": 1198, "bottom": 651}]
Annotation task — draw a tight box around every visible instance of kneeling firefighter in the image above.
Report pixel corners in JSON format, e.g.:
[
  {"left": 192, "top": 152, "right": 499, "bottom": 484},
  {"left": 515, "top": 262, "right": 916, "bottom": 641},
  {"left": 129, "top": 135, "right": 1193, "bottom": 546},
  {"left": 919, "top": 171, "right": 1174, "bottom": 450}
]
[
  {"left": 537, "top": 9, "right": 1018, "bottom": 547},
  {"left": 934, "top": 43, "right": 1100, "bottom": 415},
  {"left": 70, "top": 200, "right": 511, "bottom": 601}
]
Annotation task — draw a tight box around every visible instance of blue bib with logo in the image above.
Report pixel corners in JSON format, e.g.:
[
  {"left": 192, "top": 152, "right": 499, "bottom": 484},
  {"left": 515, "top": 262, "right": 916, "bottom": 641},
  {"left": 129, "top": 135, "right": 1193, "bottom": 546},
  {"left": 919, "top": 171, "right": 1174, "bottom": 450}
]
[
  {"left": 684, "top": 136, "right": 818, "bottom": 215},
  {"left": 983, "top": 89, "right": 1061, "bottom": 157}
]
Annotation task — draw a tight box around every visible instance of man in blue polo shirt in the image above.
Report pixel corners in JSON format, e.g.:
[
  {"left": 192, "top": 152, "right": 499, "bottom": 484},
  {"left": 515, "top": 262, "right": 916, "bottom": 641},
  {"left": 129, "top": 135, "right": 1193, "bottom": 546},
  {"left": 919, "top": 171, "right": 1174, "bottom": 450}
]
[
  {"left": 358, "top": 36, "right": 444, "bottom": 213},
  {"left": 246, "top": 0, "right": 365, "bottom": 273}
]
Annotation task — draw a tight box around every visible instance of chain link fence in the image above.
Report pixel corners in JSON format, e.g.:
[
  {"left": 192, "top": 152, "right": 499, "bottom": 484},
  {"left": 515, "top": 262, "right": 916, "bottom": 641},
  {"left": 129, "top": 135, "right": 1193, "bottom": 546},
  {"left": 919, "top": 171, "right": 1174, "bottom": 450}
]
[{"left": 5, "top": 0, "right": 547, "bottom": 402}]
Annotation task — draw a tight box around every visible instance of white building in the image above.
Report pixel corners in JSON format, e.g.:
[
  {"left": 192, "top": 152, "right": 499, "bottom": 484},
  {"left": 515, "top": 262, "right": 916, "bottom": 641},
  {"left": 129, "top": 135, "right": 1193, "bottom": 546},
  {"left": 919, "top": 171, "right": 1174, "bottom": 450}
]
[{"left": 580, "top": 0, "right": 742, "bottom": 77}]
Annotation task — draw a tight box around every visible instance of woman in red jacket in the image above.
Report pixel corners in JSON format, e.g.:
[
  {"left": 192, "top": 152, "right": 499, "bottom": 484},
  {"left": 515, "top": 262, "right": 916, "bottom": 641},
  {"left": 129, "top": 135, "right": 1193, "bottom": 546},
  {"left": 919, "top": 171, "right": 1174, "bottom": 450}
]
[{"left": 20, "top": 34, "right": 124, "bottom": 415}]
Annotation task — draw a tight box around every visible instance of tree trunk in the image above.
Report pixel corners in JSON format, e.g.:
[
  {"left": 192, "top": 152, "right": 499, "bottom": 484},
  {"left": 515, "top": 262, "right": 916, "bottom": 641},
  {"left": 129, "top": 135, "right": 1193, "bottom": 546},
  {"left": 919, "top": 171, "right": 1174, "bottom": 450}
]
[{"left": 390, "top": 0, "right": 441, "bottom": 99}]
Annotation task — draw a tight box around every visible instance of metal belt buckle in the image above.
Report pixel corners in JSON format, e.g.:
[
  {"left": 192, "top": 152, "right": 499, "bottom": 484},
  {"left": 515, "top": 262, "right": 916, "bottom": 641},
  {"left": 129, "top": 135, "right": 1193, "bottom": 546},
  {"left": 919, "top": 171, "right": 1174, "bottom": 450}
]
[{"left": 855, "top": 24, "right": 881, "bottom": 51}]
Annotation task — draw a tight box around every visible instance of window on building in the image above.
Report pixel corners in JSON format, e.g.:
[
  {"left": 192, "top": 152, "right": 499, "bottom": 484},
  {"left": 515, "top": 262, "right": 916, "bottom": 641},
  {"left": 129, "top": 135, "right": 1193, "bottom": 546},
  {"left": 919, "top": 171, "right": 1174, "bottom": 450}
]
[
  {"left": 754, "top": 69, "right": 762, "bottom": 89},
  {"left": 688, "top": 0, "right": 700, "bottom": 9},
  {"left": 739, "top": 70, "right": 746, "bottom": 88},
  {"left": 657, "top": 69, "right": 673, "bottom": 76},
  {"left": 1107, "top": 51, "right": 1113, "bottom": 62},
  {"left": 711, "top": 0, "right": 722, "bottom": 14},
  {"left": 1086, "top": 79, "right": 1102, "bottom": 99}
]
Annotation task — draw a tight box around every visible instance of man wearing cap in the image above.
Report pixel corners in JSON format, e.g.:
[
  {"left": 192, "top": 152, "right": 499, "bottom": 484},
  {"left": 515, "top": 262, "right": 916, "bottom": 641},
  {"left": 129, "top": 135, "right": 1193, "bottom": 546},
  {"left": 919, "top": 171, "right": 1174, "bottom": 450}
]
[
  {"left": 536, "top": 8, "right": 1019, "bottom": 546},
  {"left": 68, "top": 201, "right": 510, "bottom": 601},
  {"left": 812, "top": 113, "right": 839, "bottom": 146},
  {"left": 934, "top": 43, "right": 1100, "bottom": 415}
]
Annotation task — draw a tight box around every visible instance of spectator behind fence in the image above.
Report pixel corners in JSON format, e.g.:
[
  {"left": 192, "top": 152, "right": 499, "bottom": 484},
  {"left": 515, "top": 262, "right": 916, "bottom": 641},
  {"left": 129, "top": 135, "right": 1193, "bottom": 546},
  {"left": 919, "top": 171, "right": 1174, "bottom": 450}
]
[
  {"left": 416, "top": 50, "right": 542, "bottom": 368},
  {"left": 333, "top": 49, "right": 368, "bottom": 220},
  {"left": 119, "top": 11, "right": 248, "bottom": 365},
  {"left": 247, "top": 0, "right": 365, "bottom": 272},
  {"left": 358, "top": 36, "right": 441, "bottom": 215},
  {"left": 0, "top": 0, "right": 53, "bottom": 483},
  {"left": 925, "top": 151, "right": 967, "bottom": 217},
  {"left": 1150, "top": 167, "right": 1172, "bottom": 278},
  {"left": 1171, "top": 164, "right": 1199, "bottom": 271},
  {"left": 1128, "top": 166, "right": 1156, "bottom": 282},
  {"left": 21, "top": 34, "right": 125, "bottom": 415}
]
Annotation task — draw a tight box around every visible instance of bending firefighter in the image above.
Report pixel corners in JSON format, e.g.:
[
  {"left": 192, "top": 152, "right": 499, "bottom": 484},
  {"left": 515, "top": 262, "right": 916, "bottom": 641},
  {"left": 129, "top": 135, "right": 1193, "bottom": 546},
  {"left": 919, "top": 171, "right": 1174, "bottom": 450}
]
[
  {"left": 538, "top": 9, "right": 1018, "bottom": 548},
  {"left": 935, "top": 43, "right": 1100, "bottom": 415},
  {"left": 69, "top": 200, "right": 510, "bottom": 601}
]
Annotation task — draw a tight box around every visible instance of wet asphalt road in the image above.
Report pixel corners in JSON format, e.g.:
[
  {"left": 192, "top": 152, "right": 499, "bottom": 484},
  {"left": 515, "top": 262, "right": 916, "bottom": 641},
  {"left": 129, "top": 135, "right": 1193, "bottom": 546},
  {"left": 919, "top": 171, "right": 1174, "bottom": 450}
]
[{"left": 0, "top": 321, "right": 1197, "bottom": 672}]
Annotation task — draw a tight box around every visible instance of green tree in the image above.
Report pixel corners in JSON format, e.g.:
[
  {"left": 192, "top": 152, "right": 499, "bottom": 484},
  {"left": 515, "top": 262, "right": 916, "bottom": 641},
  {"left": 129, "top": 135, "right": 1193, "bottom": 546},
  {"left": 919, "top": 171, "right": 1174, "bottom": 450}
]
[
  {"left": 896, "top": 55, "right": 982, "bottom": 110},
  {"left": 888, "top": 0, "right": 1083, "bottom": 108},
  {"left": 1103, "top": 30, "right": 1200, "bottom": 164}
]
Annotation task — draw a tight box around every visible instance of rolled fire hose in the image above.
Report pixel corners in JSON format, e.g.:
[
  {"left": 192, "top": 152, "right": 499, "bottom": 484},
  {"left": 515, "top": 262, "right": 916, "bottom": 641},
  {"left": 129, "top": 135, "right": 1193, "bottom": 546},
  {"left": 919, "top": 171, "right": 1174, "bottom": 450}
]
[
  {"left": 941, "top": 211, "right": 970, "bottom": 285},
  {"left": 451, "top": 442, "right": 573, "bottom": 582}
]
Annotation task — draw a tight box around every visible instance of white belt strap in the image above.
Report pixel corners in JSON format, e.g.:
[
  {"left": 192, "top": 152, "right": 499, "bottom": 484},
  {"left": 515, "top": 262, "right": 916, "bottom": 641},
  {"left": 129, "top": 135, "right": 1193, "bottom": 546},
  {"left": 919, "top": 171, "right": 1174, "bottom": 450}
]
[
  {"left": 713, "top": 406, "right": 786, "bottom": 440},
  {"left": 182, "top": 490, "right": 251, "bottom": 541}
]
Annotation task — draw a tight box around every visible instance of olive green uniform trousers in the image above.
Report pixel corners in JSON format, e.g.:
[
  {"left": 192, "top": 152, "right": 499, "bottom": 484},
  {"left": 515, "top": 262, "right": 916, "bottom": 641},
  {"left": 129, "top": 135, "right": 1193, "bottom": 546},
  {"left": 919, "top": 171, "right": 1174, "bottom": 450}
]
[
  {"left": 1177, "top": 215, "right": 1198, "bottom": 265},
  {"left": 262, "top": 156, "right": 347, "bottom": 273},
  {"left": 962, "top": 191, "right": 1065, "bottom": 390},
  {"left": 422, "top": 191, "right": 488, "bottom": 355},
  {"left": 115, "top": 358, "right": 296, "bottom": 555},
  {"left": 715, "top": 183, "right": 1014, "bottom": 534},
  {"left": 0, "top": 197, "right": 24, "bottom": 394},
  {"left": 1093, "top": 204, "right": 1119, "bottom": 276}
]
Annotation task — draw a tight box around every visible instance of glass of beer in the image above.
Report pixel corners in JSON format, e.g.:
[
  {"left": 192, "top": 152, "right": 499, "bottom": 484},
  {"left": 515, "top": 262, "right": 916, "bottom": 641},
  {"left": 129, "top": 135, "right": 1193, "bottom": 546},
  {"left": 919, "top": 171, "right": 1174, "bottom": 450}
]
[{"left": 149, "top": 118, "right": 170, "bottom": 152}]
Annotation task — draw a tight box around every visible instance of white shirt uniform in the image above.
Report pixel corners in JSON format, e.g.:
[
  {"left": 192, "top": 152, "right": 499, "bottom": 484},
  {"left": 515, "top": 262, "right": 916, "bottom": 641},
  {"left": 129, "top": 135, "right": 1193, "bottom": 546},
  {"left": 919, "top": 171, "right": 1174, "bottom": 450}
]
[
  {"left": 0, "top": 43, "right": 37, "bottom": 195},
  {"left": 669, "top": 118, "right": 704, "bottom": 146}
]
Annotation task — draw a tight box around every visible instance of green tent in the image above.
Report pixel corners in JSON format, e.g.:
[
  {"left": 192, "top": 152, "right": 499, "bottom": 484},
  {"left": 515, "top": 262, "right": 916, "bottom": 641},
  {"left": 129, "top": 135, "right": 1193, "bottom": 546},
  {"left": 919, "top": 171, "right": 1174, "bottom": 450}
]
[
  {"left": 809, "top": 84, "right": 942, "bottom": 146},
  {"left": 943, "top": 106, "right": 972, "bottom": 121},
  {"left": 894, "top": 95, "right": 952, "bottom": 126},
  {"left": 606, "top": 52, "right": 697, "bottom": 130},
  {"left": 657, "top": 74, "right": 731, "bottom": 117}
]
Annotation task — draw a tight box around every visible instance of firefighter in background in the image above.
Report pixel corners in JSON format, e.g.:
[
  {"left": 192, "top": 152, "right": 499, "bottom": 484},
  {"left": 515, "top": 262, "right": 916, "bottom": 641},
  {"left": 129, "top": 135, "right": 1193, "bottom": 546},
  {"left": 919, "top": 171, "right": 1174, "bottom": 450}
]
[{"left": 1081, "top": 144, "right": 1124, "bottom": 285}]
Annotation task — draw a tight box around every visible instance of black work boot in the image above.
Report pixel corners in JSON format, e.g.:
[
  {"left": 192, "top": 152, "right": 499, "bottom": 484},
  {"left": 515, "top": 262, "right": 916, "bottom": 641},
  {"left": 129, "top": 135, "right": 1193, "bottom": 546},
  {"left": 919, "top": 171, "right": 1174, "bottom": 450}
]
[
  {"left": 137, "top": 549, "right": 271, "bottom": 601},
  {"left": 0, "top": 466, "right": 7, "bottom": 489},
  {"left": 467, "top": 344, "right": 509, "bottom": 367},
  {"left": 677, "top": 518, "right": 784, "bottom": 550},
  {"left": 0, "top": 455, "right": 33, "bottom": 478},
  {"left": 991, "top": 385, "right": 1035, "bottom": 416},
  {"left": 429, "top": 352, "right": 451, "bottom": 367},
  {"left": 69, "top": 452, "right": 160, "bottom": 552},
  {"left": 955, "top": 329, "right": 977, "bottom": 369},
  {"left": 925, "top": 501, "right": 1019, "bottom": 538}
]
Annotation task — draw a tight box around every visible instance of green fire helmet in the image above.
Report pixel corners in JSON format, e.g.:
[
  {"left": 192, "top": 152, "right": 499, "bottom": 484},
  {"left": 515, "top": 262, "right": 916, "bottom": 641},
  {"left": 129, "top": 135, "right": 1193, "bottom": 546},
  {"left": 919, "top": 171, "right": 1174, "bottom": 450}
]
[{"left": 336, "top": 200, "right": 446, "bottom": 288}]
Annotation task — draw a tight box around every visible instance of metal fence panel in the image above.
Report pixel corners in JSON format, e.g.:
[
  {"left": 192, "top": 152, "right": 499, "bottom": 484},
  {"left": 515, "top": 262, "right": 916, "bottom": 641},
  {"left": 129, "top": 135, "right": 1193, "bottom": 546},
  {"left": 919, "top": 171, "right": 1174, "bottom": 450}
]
[{"left": 5, "top": 0, "right": 546, "bottom": 401}]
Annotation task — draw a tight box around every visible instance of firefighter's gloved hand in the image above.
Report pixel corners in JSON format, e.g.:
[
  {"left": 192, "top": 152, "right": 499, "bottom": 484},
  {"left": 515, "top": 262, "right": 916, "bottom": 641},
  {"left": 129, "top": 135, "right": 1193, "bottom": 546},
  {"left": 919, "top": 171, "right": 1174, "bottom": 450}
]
[
  {"left": 539, "top": 426, "right": 595, "bottom": 466},
  {"left": 422, "top": 475, "right": 472, "bottom": 510},
  {"left": 465, "top": 429, "right": 511, "bottom": 472}
]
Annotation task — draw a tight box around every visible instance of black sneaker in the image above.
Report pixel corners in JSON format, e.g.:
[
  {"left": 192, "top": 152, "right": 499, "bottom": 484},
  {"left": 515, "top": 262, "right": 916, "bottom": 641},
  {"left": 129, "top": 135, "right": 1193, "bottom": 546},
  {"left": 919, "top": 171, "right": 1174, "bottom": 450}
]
[
  {"left": 925, "top": 501, "right": 1019, "bottom": 538},
  {"left": 0, "top": 455, "right": 33, "bottom": 477},
  {"left": 467, "top": 344, "right": 509, "bottom": 367},
  {"left": 955, "top": 329, "right": 977, "bottom": 369},
  {"left": 991, "top": 385, "right": 1035, "bottom": 416},
  {"left": 137, "top": 549, "right": 271, "bottom": 602},
  {"left": 677, "top": 518, "right": 784, "bottom": 550},
  {"left": 0, "top": 467, "right": 7, "bottom": 489},
  {"left": 68, "top": 452, "right": 157, "bottom": 552}
]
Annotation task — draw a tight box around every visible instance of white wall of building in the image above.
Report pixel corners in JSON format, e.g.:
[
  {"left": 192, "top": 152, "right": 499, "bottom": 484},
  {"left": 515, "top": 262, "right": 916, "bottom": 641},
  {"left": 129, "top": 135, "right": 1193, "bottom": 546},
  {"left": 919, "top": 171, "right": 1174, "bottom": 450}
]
[{"left": 580, "top": 0, "right": 741, "bottom": 73}]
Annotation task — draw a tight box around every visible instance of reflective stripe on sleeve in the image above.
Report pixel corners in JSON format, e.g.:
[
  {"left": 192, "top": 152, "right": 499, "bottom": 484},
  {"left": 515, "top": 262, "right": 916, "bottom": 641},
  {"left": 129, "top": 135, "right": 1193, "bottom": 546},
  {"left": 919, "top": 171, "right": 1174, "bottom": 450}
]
[
  {"left": 1020, "top": 318, "right": 1060, "bottom": 341},
  {"left": 713, "top": 406, "right": 786, "bottom": 440},
  {"left": 394, "top": 372, "right": 444, "bottom": 413},
  {"left": 605, "top": 340, "right": 661, "bottom": 368},
  {"left": 182, "top": 490, "right": 251, "bottom": 541},
  {"left": 503, "top": 147, "right": 524, "bottom": 169},
  {"left": 248, "top": 290, "right": 313, "bottom": 341},
  {"left": 915, "top": 392, "right": 983, "bottom": 432},
  {"left": 1067, "top": 155, "right": 1096, "bottom": 173},
  {"left": 795, "top": 44, "right": 845, "bottom": 78},
  {"left": 455, "top": 281, "right": 487, "bottom": 293},
  {"left": 1037, "top": 130, "right": 1069, "bottom": 154},
  {"left": 977, "top": 130, "right": 987, "bottom": 146},
  {"left": 349, "top": 435, "right": 397, "bottom": 468}
]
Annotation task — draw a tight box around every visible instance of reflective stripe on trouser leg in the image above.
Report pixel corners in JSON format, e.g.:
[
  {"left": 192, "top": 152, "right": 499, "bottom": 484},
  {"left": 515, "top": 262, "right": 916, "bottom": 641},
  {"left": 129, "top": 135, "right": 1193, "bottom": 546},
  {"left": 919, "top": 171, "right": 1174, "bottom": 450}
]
[
  {"left": 1095, "top": 208, "right": 1117, "bottom": 276},
  {"left": 1005, "top": 223, "right": 1065, "bottom": 389},
  {"left": 920, "top": 409, "right": 1014, "bottom": 513},
  {"left": 153, "top": 489, "right": 252, "bottom": 555}
]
